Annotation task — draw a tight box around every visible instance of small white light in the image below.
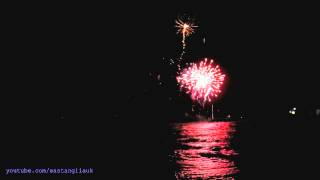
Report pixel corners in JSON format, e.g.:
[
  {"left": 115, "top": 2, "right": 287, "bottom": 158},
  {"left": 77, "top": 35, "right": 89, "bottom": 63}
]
[
  {"left": 292, "top": 111, "right": 295, "bottom": 115},
  {"left": 293, "top": 107, "right": 296, "bottom": 110}
]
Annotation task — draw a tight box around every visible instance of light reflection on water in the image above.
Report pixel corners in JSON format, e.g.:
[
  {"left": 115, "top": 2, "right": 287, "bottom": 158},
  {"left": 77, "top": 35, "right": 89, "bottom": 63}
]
[{"left": 170, "top": 121, "right": 239, "bottom": 179}]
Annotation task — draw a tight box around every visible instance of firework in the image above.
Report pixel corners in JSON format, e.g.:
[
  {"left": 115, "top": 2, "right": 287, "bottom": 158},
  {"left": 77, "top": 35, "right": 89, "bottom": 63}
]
[
  {"left": 175, "top": 18, "right": 198, "bottom": 66},
  {"left": 176, "top": 58, "right": 226, "bottom": 105},
  {"left": 175, "top": 18, "right": 198, "bottom": 50}
]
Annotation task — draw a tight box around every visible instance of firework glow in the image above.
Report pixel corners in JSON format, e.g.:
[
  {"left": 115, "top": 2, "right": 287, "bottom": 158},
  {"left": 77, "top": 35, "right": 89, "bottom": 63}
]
[
  {"left": 175, "top": 18, "right": 197, "bottom": 50},
  {"left": 176, "top": 58, "right": 226, "bottom": 105},
  {"left": 175, "top": 18, "right": 198, "bottom": 68}
]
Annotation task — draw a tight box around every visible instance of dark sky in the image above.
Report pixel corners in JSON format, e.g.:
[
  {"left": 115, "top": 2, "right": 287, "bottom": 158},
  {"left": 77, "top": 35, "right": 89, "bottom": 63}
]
[
  {"left": 107, "top": 2, "right": 320, "bottom": 120},
  {"left": 4, "top": 2, "right": 320, "bottom": 123}
]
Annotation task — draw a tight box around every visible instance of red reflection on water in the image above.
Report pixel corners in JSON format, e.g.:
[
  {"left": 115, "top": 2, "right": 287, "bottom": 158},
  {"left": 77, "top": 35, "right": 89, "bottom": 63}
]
[{"left": 173, "top": 122, "right": 239, "bottom": 179}]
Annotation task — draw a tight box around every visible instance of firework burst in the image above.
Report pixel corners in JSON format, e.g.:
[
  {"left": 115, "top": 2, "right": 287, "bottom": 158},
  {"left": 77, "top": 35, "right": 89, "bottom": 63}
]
[
  {"left": 176, "top": 58, "right": 226, "bottom": 105},
  {"left": 175, "top": 18, "right": 198, "bottom": 67},
  {"left": 175, "top": 18, "right": 198, "bottom": 49}
]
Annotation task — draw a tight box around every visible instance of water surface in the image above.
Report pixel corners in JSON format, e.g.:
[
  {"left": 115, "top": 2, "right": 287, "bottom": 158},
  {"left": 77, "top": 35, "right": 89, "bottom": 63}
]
[{"left": 169, "top": 121, "right": 239, "bottom": 179}]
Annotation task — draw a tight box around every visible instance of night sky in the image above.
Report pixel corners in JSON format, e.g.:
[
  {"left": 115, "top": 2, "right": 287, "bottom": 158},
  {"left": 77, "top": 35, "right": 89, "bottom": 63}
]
[
  {"left": 5, "top": 2, "right": 319, "bottom": 122},
  {"left": 105, "top": 2, "right": 320, "bottom": 121},
  {"left": 3, "top": 1, "right": 320, "bottom": 178}
]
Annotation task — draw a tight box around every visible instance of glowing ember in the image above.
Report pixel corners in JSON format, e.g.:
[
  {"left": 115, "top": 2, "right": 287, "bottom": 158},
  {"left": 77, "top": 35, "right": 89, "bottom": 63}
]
[{"left": 176, "top": 58, "right": 226, "bottom": 105}]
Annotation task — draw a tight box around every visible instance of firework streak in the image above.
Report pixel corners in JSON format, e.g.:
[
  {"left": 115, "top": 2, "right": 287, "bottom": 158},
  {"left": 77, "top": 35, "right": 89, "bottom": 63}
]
[{"left": 175, "top": 18, "right": 198, "bottom": 69}]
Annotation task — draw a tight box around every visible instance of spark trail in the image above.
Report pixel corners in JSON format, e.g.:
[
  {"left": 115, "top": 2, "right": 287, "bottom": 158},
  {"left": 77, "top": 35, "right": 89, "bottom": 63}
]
[{"left": 175, "top": 18, "right": 198, "bottom": 70}]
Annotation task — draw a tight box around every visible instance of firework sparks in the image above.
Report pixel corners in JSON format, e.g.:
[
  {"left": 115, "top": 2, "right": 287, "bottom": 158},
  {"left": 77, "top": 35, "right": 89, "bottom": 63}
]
[
  {"left": 175, "top": 18, "right": 197, "bottom": 50},
  {"left": 176, "top": 58, "right": 226, "bottom": 105},
  {"left": 175, "top": 18, "right": 198, "bottom": 67}
]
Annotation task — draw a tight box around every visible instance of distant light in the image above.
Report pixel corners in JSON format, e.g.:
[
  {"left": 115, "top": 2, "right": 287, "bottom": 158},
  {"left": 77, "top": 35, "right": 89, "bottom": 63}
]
[
  {"left": 316, "top": 109, "right": 320, "bottom": 116},
  {"left": 293, "top": 107, "right": 296, "bottom": 110},
  {"left": 289, "top": 110, "right": 296, "bottom": 115}
]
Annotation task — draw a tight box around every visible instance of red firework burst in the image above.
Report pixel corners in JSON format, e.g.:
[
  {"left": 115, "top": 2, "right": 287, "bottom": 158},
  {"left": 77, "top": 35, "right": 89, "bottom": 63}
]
[{"left": 176, "top": 58, "right": 226, "bottom": 105}]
